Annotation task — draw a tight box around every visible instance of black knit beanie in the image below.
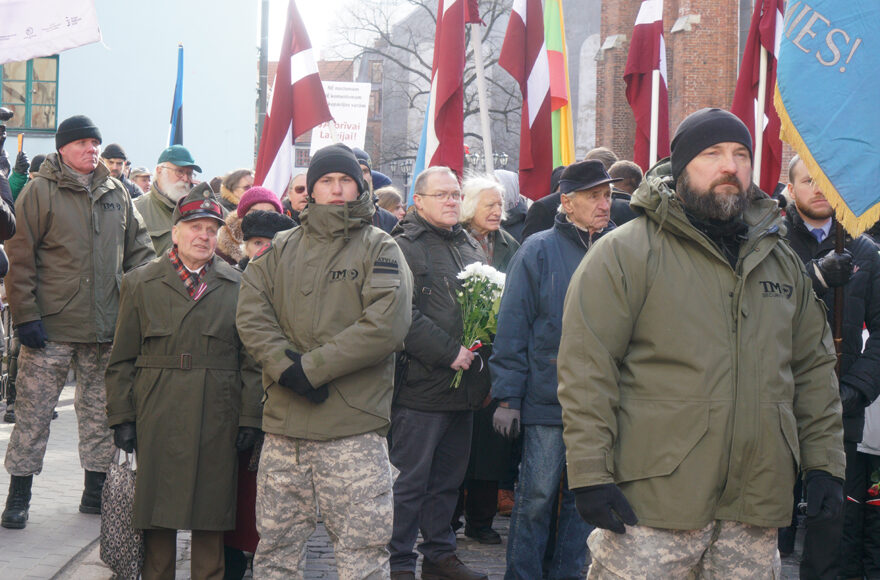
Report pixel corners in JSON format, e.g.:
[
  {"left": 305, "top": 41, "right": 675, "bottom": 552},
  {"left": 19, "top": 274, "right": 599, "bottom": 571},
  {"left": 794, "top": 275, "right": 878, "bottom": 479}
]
[
  {"left": 670, "top": 108, "right": 752, "bottom": 181},
  {"left": 55, "top": 115, "right": 102, "bottom": 150},
  {"left": 241, "top": 210, "right": 297, "bottom": 241},
  {"left": 101, "top": 143, "right": 127, "bottom": 160},
  {"left": 353, "top": 147, "right": 372, "bottom": 172},
  {"left": 306, "top": 143, "right": 365, "bottom": 195}
]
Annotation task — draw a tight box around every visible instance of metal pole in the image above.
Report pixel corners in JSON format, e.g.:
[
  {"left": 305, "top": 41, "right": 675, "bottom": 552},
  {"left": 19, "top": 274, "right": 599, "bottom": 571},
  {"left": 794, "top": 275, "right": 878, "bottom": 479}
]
[
  {"left": 470, "top": 23, "right": 494, "bottom": 175},
  {"left": 834, "top": 221, "right": 845, "bottom": 376},
  {"left": 753, "top": 46, "right": 768, "bottom": 185},
  {"left": 257, "top": 0, "right": 269, "bottom": 148},
  {"left": 649, "top": 69, "right": 660, "bottom": 166}
]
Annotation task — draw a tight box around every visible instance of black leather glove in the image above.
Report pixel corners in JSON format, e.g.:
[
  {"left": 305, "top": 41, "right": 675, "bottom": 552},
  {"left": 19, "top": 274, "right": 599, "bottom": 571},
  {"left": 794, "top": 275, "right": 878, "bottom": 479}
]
[
  {"left": 492, "top": 405, "right": 521, "bottom": 439},
  {"left": 0, "top": 149, "right": 9, "bottom": 178},
  {"left": 573, "top": 483, "right": 638, "bottom": 534},
  {"left": 840, "top": 383, "right": 867, "bottom": 414},
  {"left": 805, "top": 469, "right": 844, "bottom": 523},
  {"left": 813, "top": 249, "right": 854, "bottom": 288},
  {"left": 16, "top": 320, "right": 48, "bottom": 349},
  {"left": 113, "top": 422, "right": 137, "bottom": 453},
  {"left": 13, "top": 151, "right": 28, "bottom": 175},
  {"left": 235, "top": 427, "right": 261, "bottom": 451},
  {"left": 279, "top": 349, "right": 329, "bottom": 404}
]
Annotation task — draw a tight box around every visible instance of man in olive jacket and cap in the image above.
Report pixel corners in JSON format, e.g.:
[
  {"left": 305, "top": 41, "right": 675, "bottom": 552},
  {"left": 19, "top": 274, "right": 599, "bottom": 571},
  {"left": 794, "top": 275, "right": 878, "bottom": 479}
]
[
  {"left": 558, "top": 108, "right": 845, "bottom": 578},
  {"left": 134, "top": 144, "right": 202, "bottom": 255},
  {"left": 105, "top": 183, "right": 262, "bottom": 579},
  {"left": 236, "top": 143, "right": 412, "bottom": 579},
  {"left": 1, "top": 114, "right": 155, "bottom": 530}
]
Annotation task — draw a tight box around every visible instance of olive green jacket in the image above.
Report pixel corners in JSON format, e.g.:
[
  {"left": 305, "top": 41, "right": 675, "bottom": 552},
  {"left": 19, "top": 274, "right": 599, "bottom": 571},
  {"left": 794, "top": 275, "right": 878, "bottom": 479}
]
[
  {"left": 237, "top": 189, "right": 412, "bottom": 441},
  {"left": 133, "top": 186, "right": 176, "bottom": 256},
  {"left": 105, "top": 255, "right": 262, "bottom": 530},
  {"left": 6, "top": 154, "right": 155, "bottom": 342},
  {"left": 557, "top": 160, "right": 845, "bottom": 530}
]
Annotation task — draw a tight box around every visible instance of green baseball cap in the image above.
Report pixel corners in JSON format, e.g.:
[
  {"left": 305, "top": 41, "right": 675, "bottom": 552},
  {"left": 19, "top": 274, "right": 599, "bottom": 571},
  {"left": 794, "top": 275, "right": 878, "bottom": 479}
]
[{"left": 157, "top": 144, "right": 202, "bottom": 173}]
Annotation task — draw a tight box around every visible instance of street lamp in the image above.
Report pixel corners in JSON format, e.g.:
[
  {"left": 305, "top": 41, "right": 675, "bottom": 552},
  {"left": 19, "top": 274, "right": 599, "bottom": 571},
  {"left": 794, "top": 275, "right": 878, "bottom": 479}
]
[{"left": 388, "top": 158, "right": 415, "bottom": 192}]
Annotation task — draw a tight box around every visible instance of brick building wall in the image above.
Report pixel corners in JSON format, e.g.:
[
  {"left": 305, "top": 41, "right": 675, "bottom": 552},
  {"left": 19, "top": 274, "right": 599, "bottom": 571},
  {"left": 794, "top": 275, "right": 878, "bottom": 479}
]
[{"left": 596, "top": 0, "right": 741, "bottom": 165}]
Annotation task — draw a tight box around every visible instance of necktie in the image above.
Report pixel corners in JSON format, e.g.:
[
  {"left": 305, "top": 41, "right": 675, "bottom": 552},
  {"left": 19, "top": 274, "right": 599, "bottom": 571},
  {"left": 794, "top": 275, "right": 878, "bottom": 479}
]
[{"left": 811, "top": 228, "right": 826, "bottom": 243}]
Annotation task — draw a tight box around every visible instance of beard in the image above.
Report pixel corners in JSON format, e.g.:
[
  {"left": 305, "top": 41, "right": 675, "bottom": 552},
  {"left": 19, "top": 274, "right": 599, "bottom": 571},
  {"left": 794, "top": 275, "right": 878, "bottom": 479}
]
[
  {"left": 676, "top": 171, "right": 751, "bottom": 221},
  {"left": 156, "top": 173, "right": 191, "bottom": 202},
  {"left": 795, "top": 197, "right": 834, "bottom": 221}
]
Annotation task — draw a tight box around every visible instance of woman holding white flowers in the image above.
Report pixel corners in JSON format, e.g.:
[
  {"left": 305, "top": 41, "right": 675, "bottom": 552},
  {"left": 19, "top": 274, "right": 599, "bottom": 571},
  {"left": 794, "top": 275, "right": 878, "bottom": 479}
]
[{"left": 451, "top": 176, "right": 521, "bottom": 544}]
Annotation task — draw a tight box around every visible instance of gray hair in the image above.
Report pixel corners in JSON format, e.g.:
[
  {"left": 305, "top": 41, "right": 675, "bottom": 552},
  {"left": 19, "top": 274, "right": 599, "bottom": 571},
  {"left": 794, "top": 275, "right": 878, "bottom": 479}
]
[
  {"left": 413, "top": 166, "right": 457, "bottom": 197},
  {"left": 460, "top": 175, "right": 505, "bottom": 224}
]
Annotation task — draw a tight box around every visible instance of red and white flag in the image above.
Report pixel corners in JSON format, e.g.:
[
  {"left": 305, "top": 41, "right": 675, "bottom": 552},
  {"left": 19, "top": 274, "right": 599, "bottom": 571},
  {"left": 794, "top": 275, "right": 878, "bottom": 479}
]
[
  {"left": 624, "top": 0, "right": 670, "bottom": 171},
  {"left": 423, "top": 0, "right": 481, "bottom": 178},
  {"left": 731, "top": 0, "right": 784, "bottom": 194},
  {"left": 499, "top": 0, "right": 553, "bottom": 200},
  {"left": 255, "top": 0, "right": 332, "bottom": 197}
]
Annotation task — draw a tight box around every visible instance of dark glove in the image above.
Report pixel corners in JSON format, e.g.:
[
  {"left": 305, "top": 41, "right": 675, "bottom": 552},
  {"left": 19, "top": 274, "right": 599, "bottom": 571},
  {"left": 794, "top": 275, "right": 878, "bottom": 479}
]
[
  {"left": 573, "top": 483, "right": 638, "bottom": 534},
  {"left": 113, "top": 422, "right": 137, "bottom": 453},
  {"left": 235, "top": 426, "right": 261, "bottom": 451},
  {"left": 0, "top": 149, "right": 8, "bottom": 178},
  {"left": 492, "top": 405, "right": 521, "bottom": 439},
  {"left": 279, "top": 349, "right": 329, "bottom": 404},
  {"left": 840, "top": 383, "right": 867, "bottom": 414},
  {"left": 805, "top": 469, "right": 844, "bottom": 523},
  {"left": 16, "top": 320, "right": 48, "bottom": 349},
  {"left": 13, "top": 151, "right": 28, "bottom": 175},
  {"left": 813, "top": 249, "right": 854, "bottom": 288}
]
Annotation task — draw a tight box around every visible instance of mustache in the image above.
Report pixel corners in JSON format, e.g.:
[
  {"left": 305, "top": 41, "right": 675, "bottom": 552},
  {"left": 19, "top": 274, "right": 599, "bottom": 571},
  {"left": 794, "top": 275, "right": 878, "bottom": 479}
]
[{"left": 711, "top": 175, "right": 743, "bottom": 189}]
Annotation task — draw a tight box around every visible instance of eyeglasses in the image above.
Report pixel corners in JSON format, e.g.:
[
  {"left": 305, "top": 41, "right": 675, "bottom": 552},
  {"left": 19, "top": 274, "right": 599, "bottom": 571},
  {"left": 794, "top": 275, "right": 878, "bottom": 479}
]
[
  {"left": 292, "top": 185, "right": 305, "bottom": 194},
  {"left": 159, "top": 164, "right": 194, "bottom": 180},
  {"left": 417, "top": 191, "right": 462, "bottom": 202}
]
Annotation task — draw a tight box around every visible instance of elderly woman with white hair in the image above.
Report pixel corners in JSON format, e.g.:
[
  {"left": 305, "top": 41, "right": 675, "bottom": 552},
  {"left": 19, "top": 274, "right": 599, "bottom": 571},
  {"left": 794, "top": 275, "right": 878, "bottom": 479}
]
[
  {"left": 460, "top": 176, "right": 520, "bottom": 273},
  {"left": 451, "top": 175, "right": 520, "bottom": 544}
]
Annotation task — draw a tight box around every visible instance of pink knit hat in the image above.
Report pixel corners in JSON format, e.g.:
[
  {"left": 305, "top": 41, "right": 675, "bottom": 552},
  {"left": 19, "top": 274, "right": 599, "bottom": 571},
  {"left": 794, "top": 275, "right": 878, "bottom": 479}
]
[{"left": 237, "top": 186, "right": 282, "bottom": 219}]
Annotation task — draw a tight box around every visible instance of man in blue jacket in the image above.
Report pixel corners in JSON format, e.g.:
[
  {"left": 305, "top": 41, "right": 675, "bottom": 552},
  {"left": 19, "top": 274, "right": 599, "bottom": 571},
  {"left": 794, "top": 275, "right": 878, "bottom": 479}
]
[{"left": 490, "top": 160, "right": 618, "bottom": 579}]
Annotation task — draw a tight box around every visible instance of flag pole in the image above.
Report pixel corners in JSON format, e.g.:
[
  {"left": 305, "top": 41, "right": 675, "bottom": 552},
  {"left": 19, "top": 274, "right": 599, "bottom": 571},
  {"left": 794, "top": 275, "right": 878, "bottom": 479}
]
[
  {"left": 753, "top": 45, "right": 768, "bottom": 184},
  {"left": 649, "top": 69, "right": 660, "bottom": 166},
  {"left": 470, "top": 23, "right": 494, "bottom": 174}
]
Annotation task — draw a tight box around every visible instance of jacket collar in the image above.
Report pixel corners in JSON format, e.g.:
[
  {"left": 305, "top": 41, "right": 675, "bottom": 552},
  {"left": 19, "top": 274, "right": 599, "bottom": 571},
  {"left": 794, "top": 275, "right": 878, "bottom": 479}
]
[
  {"left": 394, "top": 210, "right": 475, "bottom": 245},
  {"left": 148, "top": 184, "right": 178, "bottom": 212},
  {"left": 553, "top": 211, "right": 614, "bottom": 247},
  {"left": 39, "top": 153, "right": 115, "bottom": 197},
  {"left": 298, "top": 188, "right": 374, "bottom": 243},
  {"left": 630, "top": 159, "right": 783, "bottom": 261}
]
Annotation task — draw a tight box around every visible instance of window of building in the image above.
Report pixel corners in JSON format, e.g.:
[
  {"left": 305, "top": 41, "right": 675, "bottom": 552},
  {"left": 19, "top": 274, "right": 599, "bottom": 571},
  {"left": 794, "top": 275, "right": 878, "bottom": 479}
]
[
  {"left": 370, "top": 61, "right": 383, "bottom": 84},
  {"left": 369, "top": 90, "right": 382, "bottom": 119},
  {"left": 295, "top": 146, "right": 311, "bottom": 168},
  {"left": 0, "top": 56, "right": 59, "bottom": 132}
]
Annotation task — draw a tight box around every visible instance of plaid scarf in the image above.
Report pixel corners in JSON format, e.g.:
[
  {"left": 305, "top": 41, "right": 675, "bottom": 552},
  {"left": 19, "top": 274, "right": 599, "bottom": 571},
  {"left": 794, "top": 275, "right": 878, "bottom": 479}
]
[{"left": 168, "top": 247, "right": 212, "bottom": 300}]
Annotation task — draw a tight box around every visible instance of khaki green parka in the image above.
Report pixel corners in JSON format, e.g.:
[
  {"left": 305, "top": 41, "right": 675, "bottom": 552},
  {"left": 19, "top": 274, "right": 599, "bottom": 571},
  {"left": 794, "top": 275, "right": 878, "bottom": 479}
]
[
  {"left": 6, "top": 154, "right": 155, "bottom": 342},
  {"left": 133, "top": 186, "right": 176, "bottom": 256},
  {"left": 557, "top": 160, "right": 845, "bottom": 530},
  {"left": 105, "top": 256, "right": 262, "bottom": 530},
  {"left": 236, "top": 189, "right": 412, "bottom": 441}
]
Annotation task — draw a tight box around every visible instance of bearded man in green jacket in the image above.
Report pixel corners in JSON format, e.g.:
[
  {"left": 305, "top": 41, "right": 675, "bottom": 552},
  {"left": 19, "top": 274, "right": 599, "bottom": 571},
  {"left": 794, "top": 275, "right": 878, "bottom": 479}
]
[
  {"left": 237, "top": 144, "right": 412, "bottom": 579},
  {"left": 558, "top": 108, "right": 845, "bottom": 578}
]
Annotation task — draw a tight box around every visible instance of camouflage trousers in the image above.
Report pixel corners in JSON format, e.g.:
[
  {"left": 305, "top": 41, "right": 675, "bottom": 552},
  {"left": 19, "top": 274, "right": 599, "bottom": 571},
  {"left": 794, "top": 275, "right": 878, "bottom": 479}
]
[
  {"left": 254, "top": 431, "right": 395, "bottom": 580},
  {"left": 4, "top": 342, "right": 115, "bottom": 476},
  {"left": 587, "top": 520, "right": 781, "bottom": 579}
]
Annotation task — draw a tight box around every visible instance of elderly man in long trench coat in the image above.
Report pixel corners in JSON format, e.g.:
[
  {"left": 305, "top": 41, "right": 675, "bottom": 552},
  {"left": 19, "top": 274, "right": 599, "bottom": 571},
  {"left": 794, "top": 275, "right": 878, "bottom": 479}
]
[{"left": 105, "top": 183, "right": 262, "bottom": 580}]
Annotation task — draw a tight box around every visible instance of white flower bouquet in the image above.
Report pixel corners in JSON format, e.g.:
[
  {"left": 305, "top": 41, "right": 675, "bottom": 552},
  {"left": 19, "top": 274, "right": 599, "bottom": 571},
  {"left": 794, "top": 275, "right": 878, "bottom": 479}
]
[{"left": 451, "top": 262, "right": 506, "bottom": 389}]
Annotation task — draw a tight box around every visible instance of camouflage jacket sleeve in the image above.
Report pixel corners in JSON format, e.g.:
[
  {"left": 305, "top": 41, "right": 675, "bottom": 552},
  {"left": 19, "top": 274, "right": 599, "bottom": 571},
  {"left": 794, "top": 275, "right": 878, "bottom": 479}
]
[
  {"left": 5, "top": 180, "right": 48, "bottom": 326},
  {"left": 788, "top": 250, "right": 846, "bottom": 478}
]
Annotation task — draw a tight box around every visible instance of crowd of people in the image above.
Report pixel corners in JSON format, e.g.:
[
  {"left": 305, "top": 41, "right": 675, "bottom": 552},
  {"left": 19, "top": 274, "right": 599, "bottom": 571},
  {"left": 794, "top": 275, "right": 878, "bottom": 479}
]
[{"left": 0, "top": 106, "right": 874, "bottom": 580}]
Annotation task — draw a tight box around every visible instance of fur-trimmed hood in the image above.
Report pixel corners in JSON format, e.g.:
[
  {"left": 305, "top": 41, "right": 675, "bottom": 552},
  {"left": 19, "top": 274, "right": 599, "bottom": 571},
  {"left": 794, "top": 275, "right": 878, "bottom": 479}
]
[{"left": 216, "top": 211, "right": 245, "bottom": 265}]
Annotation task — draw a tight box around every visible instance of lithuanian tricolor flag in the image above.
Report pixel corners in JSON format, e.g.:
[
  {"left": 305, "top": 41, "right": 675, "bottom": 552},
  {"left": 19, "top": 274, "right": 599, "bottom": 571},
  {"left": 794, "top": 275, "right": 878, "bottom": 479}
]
[{"left": 544, "top": 0, "right": 575, "bottom": 167}]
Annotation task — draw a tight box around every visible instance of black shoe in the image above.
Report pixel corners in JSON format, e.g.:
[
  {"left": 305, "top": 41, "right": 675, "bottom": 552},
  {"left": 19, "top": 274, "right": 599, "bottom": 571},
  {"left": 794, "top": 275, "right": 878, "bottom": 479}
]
[
  {"left": 421, "top": 554, "right": 488, "bottom": 580},
  {"left": 1, "top": 475, "right": 32, "bottom": 529},
  {"left": 224, "top": 546, "right": 248, "bottom": 580},
  {"left": 3, "top": 402, "right": 14, "bottom": 423},
  {"left": 79, "top": 470, "right": 106, "bottom": 514},
  {"left": 52, "top": 410, "right": 58, "bottom": 420},
  {"left": 464, "top": 525, "right": 501, "bottom": 545},
  {"left": 390, "top": 572, "right": 415, "bottom": 580}
]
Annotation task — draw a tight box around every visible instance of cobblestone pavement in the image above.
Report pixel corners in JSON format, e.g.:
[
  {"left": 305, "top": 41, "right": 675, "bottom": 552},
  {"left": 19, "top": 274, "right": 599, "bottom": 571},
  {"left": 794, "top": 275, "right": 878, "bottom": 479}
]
[{"left": 0, "top": 387, "right": 804, "bottom": 578}]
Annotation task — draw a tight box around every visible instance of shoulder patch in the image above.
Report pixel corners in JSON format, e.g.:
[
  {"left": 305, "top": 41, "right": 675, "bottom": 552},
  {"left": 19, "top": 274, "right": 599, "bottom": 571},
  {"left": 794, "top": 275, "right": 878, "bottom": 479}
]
[
  {"left": 255, "top": 242, "right": 273, "bottom": 258},
  {"left": 373, "top": 256, "right": 399, "bottom": 275}
]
